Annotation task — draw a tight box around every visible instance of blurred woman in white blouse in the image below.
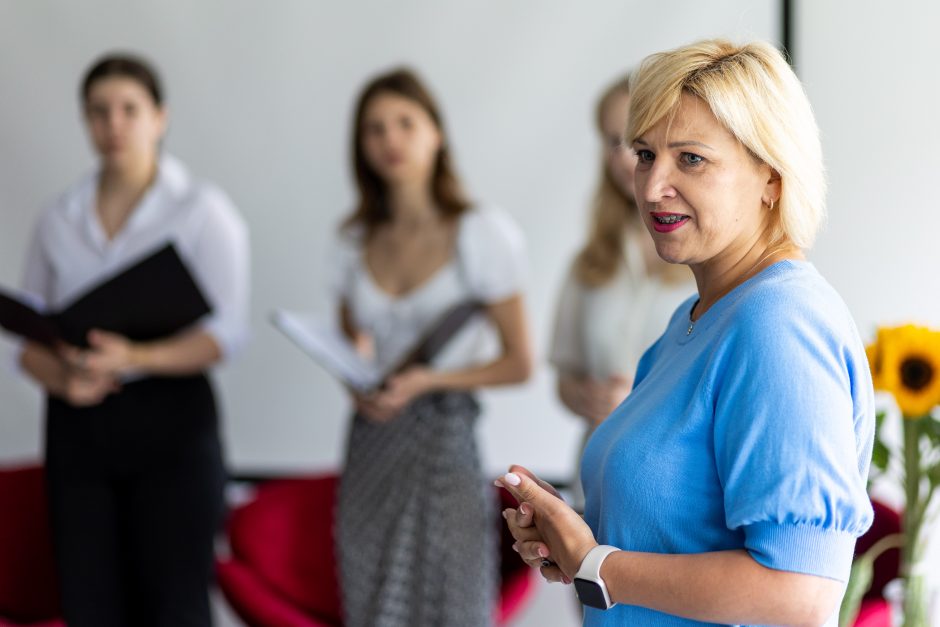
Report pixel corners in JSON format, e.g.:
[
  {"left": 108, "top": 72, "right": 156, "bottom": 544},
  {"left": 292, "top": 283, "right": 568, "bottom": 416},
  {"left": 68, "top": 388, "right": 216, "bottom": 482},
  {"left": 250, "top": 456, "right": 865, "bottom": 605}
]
[
  {"left": 550, "top": 74, "right": 694, "bottom": 509},
  {"left": 18, "top": 54, "right": 249, "bottom": 627},
  {"left": 330, "top": 67, "right": 533, "bottom": 627}
]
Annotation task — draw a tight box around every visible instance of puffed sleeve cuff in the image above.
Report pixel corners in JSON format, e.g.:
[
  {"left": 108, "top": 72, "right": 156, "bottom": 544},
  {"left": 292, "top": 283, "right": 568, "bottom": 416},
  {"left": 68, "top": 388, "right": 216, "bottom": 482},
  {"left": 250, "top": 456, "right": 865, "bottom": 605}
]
[
  {"left": 745, "top": 521, "right": 858, "bottom": 582},
  {"left": 460, "top": 207, "right": 527, "bottom": 303},
  {"left": 201, "top": 318, "right": 250, "bottom": 362}
]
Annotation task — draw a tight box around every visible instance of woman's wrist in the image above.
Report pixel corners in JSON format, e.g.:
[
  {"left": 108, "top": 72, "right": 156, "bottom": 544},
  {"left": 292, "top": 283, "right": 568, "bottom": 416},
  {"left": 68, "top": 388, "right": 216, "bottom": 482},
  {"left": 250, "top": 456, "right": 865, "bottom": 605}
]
[
  {"left": 422, "top": 368, "right": 447, "bottom": 392},
  {"left": 597, "top": 549, "right": 630, "bottom": 604},
  {"left": 50, "top": 357, "right": 71, "bottom": 397},
  {"left": 126, "top": 341, "right": 150, "bottom": 373}
]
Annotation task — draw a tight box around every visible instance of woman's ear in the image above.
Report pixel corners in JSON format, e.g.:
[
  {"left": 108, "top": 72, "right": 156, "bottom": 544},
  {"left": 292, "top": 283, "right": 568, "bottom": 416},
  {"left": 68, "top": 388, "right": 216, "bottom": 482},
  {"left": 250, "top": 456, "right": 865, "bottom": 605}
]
[{"left": 764, "top": 167, "right": 781, "bottom": 205}]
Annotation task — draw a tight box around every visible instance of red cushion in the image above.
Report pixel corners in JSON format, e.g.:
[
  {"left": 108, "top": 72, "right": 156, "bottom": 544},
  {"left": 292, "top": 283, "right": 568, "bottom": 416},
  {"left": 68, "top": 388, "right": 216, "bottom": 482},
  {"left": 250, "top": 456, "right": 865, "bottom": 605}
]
[
  {"left": 494, "top": 488, "right": 536, "bottom": 625},
  {"left": 223, "top": 476, "right": 342, "bottom": 625},
  {"left": 853, "top": 598, "right": 891, "bottom": 627},
  {"left": 216, "top": 560, "right": 332, "bottom": 627},
  {"left": 218, "top": 475, "right": 534, "bottom": 627},
  {"left": 0, "top": 466, "right": 60, "bottom": 623}
]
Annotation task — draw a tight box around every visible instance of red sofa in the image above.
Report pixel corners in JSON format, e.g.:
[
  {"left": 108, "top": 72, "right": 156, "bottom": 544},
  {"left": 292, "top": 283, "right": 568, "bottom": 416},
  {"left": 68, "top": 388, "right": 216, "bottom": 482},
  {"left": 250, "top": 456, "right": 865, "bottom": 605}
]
[
  {"left": 216, "top": 475, "right": 535, "bottom": 626},
  {"left": 0, "top": 466, "right": 63, "bottom": 627}
]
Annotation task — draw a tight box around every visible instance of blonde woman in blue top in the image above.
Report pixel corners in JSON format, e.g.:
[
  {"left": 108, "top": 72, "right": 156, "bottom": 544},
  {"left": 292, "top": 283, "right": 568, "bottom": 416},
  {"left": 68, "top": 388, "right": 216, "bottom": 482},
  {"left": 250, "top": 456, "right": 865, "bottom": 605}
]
[{"left": 496, "top": 40, "right": 874, "bottom": 626}]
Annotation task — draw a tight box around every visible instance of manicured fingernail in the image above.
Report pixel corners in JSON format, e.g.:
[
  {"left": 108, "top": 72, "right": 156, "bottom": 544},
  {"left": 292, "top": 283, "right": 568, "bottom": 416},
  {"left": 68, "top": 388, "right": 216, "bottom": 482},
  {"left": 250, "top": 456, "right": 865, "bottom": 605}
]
[
  {"left": 537, "top": 546, "right": 549, "bottom": 558},
  {"left": 511, "top": 542, "right": 520, "bottom": 553},
  {"left": 562, "top": 575, "right": 572, "bottom": 585},
  {"left": 493, "top": 479, "right": 505, "bottom": 488},
  {"left": 518, "top": 504, "right": 528, "bottom": 516},
  {"left": 503, "top": 472, "right": 521, "bottom": 486}
]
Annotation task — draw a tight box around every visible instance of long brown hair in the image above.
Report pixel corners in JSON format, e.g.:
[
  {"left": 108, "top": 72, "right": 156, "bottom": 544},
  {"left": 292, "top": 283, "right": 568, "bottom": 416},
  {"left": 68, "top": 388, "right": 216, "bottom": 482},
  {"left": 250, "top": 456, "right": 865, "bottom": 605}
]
[
  {"left": 573, "top": 74, "right": 643, "bottom": 287},
  {"left": 343, "top": 68, "right": 470, "bottom": 235}
]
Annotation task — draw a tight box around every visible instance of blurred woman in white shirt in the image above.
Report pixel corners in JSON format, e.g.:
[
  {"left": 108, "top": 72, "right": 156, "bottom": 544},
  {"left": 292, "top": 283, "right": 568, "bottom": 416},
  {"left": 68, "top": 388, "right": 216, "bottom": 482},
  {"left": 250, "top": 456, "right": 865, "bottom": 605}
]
[{"left": 18, "top": 53, "right": 249, "bottom": 627}]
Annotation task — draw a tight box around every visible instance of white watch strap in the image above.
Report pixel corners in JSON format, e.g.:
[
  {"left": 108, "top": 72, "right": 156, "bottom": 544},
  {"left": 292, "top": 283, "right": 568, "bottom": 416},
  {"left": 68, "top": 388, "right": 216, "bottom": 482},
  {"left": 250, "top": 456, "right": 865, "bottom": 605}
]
[{"left": 576, "top": 544, "right": 620, "bottom": 582}]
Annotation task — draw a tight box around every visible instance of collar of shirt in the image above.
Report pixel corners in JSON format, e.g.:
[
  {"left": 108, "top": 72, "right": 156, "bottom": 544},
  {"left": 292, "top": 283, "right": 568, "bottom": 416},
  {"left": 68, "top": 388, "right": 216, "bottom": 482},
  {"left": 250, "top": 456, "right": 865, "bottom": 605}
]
[{"left": 74, "top": 153, "right": 192, "bottom": 256}]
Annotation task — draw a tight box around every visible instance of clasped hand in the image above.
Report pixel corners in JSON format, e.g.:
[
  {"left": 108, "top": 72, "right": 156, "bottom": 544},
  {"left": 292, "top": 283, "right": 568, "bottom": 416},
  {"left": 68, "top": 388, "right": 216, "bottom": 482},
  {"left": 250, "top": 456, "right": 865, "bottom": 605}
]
[
  {"left": 353, "top": 366, "right": 434, "bottom": 422},
  {"left": 57, "top": 329, "right": 134, "bottom": 406},
  {"left": 496, "top": 465, "right": 599, "bottom": 585}
]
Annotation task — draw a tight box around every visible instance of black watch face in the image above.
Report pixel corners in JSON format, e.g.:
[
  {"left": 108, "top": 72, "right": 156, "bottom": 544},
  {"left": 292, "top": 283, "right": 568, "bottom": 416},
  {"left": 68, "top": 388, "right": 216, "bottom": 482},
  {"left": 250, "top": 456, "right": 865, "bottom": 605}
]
[{"left": 574, "top": 577, "right": 609, "bottom": 609}]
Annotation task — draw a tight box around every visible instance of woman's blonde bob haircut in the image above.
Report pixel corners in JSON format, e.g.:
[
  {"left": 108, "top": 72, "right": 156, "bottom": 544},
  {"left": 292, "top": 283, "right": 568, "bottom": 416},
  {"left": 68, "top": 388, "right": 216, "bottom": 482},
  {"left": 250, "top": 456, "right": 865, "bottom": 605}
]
[{"left": 627, "top": 39, "right": 826, "bottom": 250}]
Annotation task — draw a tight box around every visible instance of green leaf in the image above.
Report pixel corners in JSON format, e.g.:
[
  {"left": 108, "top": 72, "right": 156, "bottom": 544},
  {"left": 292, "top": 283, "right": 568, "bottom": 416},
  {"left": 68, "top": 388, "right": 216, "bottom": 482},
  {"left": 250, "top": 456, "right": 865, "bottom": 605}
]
[
  {"left": 928, "top": 462, "right": 940, "bottom": 489},
  {"left": 871, "top": 439, "right": 890, "bottom": 473},
  {"left": 840, "top": 534, "right": 905, "bottom": 627},
  {"left": 921, "top": 416, "right": 940, "bottom": 447},
  {"left": 840, "top": 557, "right": 874, "bottom": 627}
]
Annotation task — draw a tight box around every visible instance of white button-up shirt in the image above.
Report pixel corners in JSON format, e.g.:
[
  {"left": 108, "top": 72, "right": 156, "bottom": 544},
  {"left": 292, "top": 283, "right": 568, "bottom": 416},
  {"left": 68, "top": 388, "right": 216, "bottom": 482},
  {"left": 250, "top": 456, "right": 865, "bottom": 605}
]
[{"left": 21, "top": 154, "right": 250, "bottom": 358}]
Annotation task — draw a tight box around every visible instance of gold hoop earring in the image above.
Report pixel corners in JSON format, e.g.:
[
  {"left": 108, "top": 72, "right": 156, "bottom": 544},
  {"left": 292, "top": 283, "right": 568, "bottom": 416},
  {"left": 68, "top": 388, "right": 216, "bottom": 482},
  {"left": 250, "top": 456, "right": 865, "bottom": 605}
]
[{"left": 765, "top": 198, "right": 776, "bottom": 210}]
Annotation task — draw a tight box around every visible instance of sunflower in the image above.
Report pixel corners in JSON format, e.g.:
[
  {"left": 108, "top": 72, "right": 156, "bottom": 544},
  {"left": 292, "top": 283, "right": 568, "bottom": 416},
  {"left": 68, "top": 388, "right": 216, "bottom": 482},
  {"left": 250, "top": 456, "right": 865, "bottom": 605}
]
[
  {"left": 866, "top": 330, "right": 887, "bottom": 388},
  {"left": 872, "top": 325, "right": 940, "bottom": 418}
]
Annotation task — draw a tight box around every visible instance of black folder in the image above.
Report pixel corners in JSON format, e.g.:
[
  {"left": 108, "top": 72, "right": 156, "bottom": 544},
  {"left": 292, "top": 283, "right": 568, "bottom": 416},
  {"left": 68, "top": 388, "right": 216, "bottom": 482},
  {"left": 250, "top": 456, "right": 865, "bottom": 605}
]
[{"left": 0, "top": 244, "right": 212, "bottom": 349}]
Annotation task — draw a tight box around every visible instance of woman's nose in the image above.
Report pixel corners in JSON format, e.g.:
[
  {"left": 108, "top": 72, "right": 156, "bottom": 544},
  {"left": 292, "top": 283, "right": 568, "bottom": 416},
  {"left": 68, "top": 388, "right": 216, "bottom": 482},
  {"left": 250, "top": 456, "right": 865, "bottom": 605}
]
[{"left": 640, "top": 162, "right": 677, "bottom": 204}]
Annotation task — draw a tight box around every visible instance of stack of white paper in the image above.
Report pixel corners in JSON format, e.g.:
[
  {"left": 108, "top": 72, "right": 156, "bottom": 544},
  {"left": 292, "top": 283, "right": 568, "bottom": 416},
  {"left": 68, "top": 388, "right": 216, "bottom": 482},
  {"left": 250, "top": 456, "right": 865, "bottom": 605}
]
[{"left": 270, "top": 309, "right": 383, "bottom": 392}]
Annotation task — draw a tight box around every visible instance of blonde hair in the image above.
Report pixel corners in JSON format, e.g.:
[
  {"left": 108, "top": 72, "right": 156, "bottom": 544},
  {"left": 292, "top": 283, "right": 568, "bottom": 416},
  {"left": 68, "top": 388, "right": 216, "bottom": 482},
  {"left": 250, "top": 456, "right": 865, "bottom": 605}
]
[
  {"left": 627, "top": 39, "right": 826, "bottom": 249},
  {"left": 574, "top": 74, "right": 642, "bottom": 287}
]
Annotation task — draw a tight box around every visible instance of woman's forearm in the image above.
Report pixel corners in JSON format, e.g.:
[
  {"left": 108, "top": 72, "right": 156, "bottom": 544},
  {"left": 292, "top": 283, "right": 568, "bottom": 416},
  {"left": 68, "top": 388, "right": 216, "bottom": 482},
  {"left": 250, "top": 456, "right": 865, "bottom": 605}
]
[
  {"left": 601, "top": 549, "right": 842, "bottom": 626},
  {"left": 558, "top": 372, "right": 588, "bottom": 418},
  {"left": 429, "top": 350, "right": 532, "bottom": 390},
  {"left": 130, "top": 330, "right": 222, "bottom": 376}
]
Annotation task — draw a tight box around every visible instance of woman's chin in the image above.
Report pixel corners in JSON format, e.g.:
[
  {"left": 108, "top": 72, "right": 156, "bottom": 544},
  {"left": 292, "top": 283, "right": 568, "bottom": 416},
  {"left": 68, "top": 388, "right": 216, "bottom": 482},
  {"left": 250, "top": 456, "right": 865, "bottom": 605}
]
[{"left": 653, "top": 245, "right": 686, "bottom": 265}]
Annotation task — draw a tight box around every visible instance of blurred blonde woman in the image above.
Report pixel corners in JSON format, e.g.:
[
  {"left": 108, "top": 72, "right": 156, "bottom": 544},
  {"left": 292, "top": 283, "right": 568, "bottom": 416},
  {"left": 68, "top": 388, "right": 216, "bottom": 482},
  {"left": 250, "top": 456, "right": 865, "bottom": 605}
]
[{"left": 550, "top": 74, "right": 694, "bottom": 508}]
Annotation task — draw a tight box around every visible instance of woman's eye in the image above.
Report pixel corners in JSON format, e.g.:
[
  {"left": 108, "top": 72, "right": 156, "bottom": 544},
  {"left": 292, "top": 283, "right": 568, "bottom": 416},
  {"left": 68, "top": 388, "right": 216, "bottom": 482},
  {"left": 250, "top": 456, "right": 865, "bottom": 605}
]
[
  {"left": 681, "top": 152, "right": 704, "bottom": 166},
  {"left": 635, "top": 149, "right": 655, "bottom": 163}
]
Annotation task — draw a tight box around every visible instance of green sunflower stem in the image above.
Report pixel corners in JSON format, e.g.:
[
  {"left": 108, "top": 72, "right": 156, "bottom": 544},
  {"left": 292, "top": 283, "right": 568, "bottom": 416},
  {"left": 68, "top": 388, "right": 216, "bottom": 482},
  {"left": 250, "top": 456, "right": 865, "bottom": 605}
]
[{"left": 902, "top": 416, "right": 929, "bottom": 626}]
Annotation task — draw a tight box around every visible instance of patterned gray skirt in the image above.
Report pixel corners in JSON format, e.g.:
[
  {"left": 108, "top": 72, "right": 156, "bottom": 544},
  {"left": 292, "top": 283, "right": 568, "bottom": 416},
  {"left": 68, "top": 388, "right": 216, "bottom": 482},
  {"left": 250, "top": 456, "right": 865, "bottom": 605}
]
[{"left": 337, "top": 391, "right": 497, "bottom": 627}]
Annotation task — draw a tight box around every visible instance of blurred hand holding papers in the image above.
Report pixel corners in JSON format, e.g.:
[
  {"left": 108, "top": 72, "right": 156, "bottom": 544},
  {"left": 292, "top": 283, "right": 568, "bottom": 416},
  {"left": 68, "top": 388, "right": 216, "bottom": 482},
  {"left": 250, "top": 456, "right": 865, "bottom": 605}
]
[
  {"left": 270, "top": 301, "right": 482, "bottom": 393},
  {"left": 0, "top": 244, "right": 211, "bottom": 349}
]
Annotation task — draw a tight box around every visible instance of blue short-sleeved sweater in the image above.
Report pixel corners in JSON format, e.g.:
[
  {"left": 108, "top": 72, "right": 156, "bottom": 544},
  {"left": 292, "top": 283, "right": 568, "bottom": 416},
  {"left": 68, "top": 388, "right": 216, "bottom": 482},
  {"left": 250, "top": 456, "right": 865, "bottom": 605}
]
[{"left": 581, "top": 261, "right": 875, "bottom": 627}]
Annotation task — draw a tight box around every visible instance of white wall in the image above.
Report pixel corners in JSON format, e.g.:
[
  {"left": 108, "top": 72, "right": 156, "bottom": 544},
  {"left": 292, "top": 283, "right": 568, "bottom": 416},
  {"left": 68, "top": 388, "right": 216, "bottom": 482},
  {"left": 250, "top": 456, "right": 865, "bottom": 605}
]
[
  {"left": 0, "top": 0, "right": 777, "bottom": 479},
  {"left": 798, "top": 1, "right": 940, "bottom": 617},
  {"left": 799, "top": 1, "right": 940, "bottom": 334}
]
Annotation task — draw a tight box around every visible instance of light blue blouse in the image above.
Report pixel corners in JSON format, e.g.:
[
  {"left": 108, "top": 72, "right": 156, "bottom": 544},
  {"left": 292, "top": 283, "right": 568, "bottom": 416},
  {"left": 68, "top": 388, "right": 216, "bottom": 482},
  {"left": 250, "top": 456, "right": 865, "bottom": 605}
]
[{"left": 581, "top": 260, "right": 875, "bottom": 626}]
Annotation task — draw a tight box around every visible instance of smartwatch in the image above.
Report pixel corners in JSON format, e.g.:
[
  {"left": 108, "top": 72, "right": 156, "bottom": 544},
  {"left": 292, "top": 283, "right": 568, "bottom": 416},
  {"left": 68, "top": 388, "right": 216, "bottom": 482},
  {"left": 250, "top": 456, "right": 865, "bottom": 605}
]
[{"left": 573, "top": 544, "right": 619, "bottom": 610}]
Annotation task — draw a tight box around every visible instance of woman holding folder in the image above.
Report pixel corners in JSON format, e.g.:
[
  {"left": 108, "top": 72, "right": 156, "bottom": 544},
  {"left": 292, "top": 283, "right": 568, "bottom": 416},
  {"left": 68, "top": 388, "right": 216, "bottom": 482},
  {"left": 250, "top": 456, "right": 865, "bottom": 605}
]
[
  {"left": 331, "top": 68, "right": 533, "bottom": 626},
  {"left": 18, "top": 54, "right": 249, "bottom": 627}
]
